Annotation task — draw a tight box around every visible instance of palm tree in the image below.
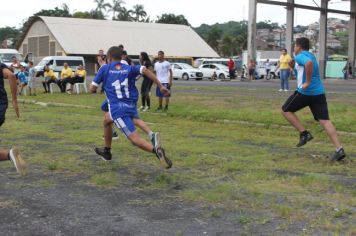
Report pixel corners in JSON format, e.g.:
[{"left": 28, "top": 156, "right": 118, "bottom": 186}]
[
  {"left": 115, "top": 7, "right": 132, "bottom": 21},
  {"left": 93, "top": 0, "right": 112, "bottom": 18},
  {"left": 110, "top": 0, "right": 125, "bottom": 19},
  {"left": 130, "top": 4, "right": 147, "bottom": 22}
]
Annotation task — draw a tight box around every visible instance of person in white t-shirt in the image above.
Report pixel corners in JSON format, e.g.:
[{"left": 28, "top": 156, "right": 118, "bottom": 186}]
[
  {"left": 154, "top": 51, "right": 172, "bottom": 111},
  {"left": 265, "top": 59, "right": 271, "bottom": 80}
]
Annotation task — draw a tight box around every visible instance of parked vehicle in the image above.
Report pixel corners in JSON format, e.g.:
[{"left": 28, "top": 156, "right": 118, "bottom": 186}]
[
  {"left": 172, "top": 63, "right": 203, "bottom": 80},
  {"left": 194, "top": 58, "right": 230, "bottom": 68},
  {"left": 199, "top": 63, "right": 230, "bottom": 80},
  {"left": 256, "top": 59, "right": 279, "bottom": 79},
  {"left": 34, "top": 56, "right": 85, "bottom": 73},
  {"left": 0, "top": 49, "right": 27, "bottom": 67}
]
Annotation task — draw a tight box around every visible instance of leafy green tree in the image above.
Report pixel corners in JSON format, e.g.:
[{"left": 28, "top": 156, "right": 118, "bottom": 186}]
[
  {"left": 72, "top": 11, "right": 93, "bottom": 19},
  {"left": 0, "top": 27, "right": 20, "bottom": 48},
  {"left": 156, "top": 14, "right": 190, "bottom": 26},
  {"left": 130, "top": 4, "right": 147, "bottom": 22},
  {"left": 206, "top": 26, "right": 221, "bottom": 53}
]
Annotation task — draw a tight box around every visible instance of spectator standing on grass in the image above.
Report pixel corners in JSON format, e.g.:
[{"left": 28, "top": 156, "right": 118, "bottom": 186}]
[
  {"left": 265, "top": 59, "right": 271, "bottom": 80},
  {"left": 348, "top": 62, "right": 353, "bottom": 79},
  {"left": 275, "top": 48, "right": 292, "bottom": 92},
  {"left": 27, "top": 61, "right": 36, "bottom": 96},
  {"left": 42, "top": 65, "right": 57, "bottom": 93},
  {"left": 281, "top": 37, "right": 346, "bottom": 162},
  {"left": 154, "top": 51, "right": 172, "bottom": 111},
  {"left": 228, "top": 58, "right": 235, "bottom": 79},
  {"left": 57, "top": 63, "right": 73, "bottom": 93},
  {"left": 248, "top": 59, "right": 256, "bottom": 81},
  {"left": 0, "top": 63, "right": 27, "bottom": 175},
  {"left": 10, "top": 56, "right": 21, "bottom": 75},
  {"left": 17, "top": 65, "right": 28, "bottom": 96},
  {"left": 342, "top": 63, "right": 348, "bottom": 80},
  {"left": 95, "top": 49, "right": 106, "bottom": 74},
  {"left": 139, "top": 52, "right": 154, "bottom": 112}
]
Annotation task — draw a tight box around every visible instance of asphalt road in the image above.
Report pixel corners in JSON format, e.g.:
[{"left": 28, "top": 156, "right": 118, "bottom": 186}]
[{"left": 171, "top": 78, "right": 356, "bottom": 94}]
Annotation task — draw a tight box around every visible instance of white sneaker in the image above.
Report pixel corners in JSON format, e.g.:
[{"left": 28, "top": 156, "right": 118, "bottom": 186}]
[
  {"left": 139, "top": 106, "right": 145, "bottom": 111},
  {"left": 142, "top": 106, "right": 150, "bottom": 112},
  {"left": 278, "top": 89, "right": 283, "bottom": 92},
  {"left": 284, "top": 89, "right": 289, "bottom": 92},
  {"left": 9, "top": 147, "right": 28, "bottom": 176}
]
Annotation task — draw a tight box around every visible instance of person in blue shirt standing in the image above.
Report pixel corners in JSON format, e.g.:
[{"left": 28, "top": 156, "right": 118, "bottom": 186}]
[
  {"left": 281, "top": 37, "right": 346, "bottom": 162},
  {"left": 90, "top": 46, "right": 172, "bottom": 169},
  {"left": 17, "top": 65, "right": 28, "bottom": 95}
]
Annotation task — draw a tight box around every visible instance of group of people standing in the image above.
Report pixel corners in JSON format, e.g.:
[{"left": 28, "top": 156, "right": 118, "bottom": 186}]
[{"left": 95, "top": 47, "right": 173, "bottom": 112}]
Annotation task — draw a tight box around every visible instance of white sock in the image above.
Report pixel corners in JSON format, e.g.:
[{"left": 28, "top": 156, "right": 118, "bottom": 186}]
[
  {"left": 336, "top": 146, "right": 343, "bottom": 152},
  {"left": 148, "top": 131, "right": 153, "bottom": 138}
]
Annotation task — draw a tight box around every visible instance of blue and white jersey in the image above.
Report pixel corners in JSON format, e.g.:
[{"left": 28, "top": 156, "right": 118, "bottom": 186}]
[
  {"left": 295, "top": 51, "right": 325, "bottom": 95},
  {"left": 92, "top": 62, "right": 144, "bottom": 118}
]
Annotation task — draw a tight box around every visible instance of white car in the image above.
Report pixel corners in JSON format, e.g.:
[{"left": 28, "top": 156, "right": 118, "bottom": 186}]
[
  {"left": 199, "top": 63, "right": 230, "bottom": 80},
  {"left": 171, "top": 63, "right": 203, "bottom": 80}
]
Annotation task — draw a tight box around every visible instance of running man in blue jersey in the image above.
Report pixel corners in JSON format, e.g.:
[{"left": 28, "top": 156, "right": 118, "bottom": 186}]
[
  {"left": 282, "top": 37, "right": 346, "bottom": 162},
  {"left": 90, "top": 46, "right": 172, "bottom": 169}
]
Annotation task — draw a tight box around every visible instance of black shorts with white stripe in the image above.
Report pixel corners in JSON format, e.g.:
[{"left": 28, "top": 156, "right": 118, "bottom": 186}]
[{"left": 282, "top": 91, "right": 329, "bottom": 121}]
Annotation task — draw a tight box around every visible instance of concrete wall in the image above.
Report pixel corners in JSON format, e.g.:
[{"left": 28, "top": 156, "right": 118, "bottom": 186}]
[{"left": 19, "top": 20, "right": 65, "bottom": 64}]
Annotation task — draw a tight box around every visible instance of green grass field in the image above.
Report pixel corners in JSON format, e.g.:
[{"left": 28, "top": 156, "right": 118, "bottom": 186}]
[{"left": 1, "top": 82, "right": 355, "bottom": 235}]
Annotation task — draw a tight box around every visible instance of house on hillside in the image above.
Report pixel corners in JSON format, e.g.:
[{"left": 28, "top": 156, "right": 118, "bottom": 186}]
[{"left": 17, "top": 16, "right": 219, "bottom": 74}]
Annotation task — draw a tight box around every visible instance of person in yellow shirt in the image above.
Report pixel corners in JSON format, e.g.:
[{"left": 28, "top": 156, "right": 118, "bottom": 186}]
[
  {"left": 275, "top": 48, "right": 292, "bottom": 92},
  {"left": 67, "top": 65, "right": 86, "bottom": 94},
  {"left": 41, "top": 65, "right": 58, "bottom": 93},
  {"left": 57, "top": 63, "right": 73, "bottom": 93}
]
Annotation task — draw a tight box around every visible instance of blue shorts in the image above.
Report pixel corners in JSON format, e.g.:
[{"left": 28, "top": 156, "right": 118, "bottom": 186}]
[
  {"left": 156, "top": 83, "right": 171, "bottom": 98},
  {"left": 112, "top": 116, "right": 136, "bottom": 137},
  {"left": 101, "top": 100, "right": 109, "bottom": 112},
  {"left": 109, "top": 101, "right": 139, "bottom": 137}
]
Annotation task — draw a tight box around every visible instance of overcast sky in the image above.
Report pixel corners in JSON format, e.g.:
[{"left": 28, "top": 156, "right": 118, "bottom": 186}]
[{"left": 0, "top": 0, "right": 350, "bottom": 28}]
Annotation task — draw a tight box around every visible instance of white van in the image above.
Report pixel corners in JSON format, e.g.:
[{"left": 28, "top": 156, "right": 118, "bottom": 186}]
[
  {"left": 34, "top": 56, "right": 85, "bottom": 73},
  {"left": 0, "top": 49, "right": 27, "bottom": 67},
  {"left": 194, "top": 58, "right": 230, "bottom": 68}
]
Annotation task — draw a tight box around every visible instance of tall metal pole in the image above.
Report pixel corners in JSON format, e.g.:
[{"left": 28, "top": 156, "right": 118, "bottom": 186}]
[
  {"left": 286, "top": 0, "right": 294, "bottom": 55},
  {"left": 318, "top": 0, "right": 328, "bottom": 79},
  {"left": 248, "top": 0, "right": 257, "bottom": 62},
  {"left": 348, "top": 0, "right": 356, "bottom": 77}
]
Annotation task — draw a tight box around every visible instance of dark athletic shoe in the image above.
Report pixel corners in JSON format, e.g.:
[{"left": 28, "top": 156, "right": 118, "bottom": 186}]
[
  {"left": 155, "top": 147, "right": 172, "bottom": 169},
  {"left": 94, "top": 147, "right": 112, "bottom": 161},
  {"left": 296, "top": 131, "right": 313, "bottom": 147},
  {"left": 9, "top": 147, "right": 28, "bottom": 176},
  {"left": 330, "top": 148, "right": 346, "bottom": 162}
]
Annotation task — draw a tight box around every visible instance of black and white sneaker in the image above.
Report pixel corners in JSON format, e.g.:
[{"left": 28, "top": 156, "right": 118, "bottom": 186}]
[
  {"left": 155, "top": 147, "right": 172, "bottom": 169},
  {"left": 9, "top": 147, "right": 27, "bottom": 176},
  {"left": 330, "top": 148, "right": 346, "bottom": 162},
  {"left": 151, "top": 132, "right": 161, "bottom": 151},
  {"left": 296, "top": 131, "right": 313, "bottom": 147},
  {"left": 94, "top": 147, "right": 112, "bottom": 161},
  {"left": 112, "top": 131, "right": 119, "bottom": 140}
]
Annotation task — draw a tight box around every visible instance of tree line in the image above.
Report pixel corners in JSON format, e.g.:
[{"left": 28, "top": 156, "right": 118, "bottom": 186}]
[{"left": 0, "top": 0, "right": 283, "bottom": 57}]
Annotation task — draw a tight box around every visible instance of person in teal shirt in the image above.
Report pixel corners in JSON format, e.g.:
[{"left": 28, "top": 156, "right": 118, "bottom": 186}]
[{"left": 281, "top": 37, "right": 346, "bottom": 162}]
